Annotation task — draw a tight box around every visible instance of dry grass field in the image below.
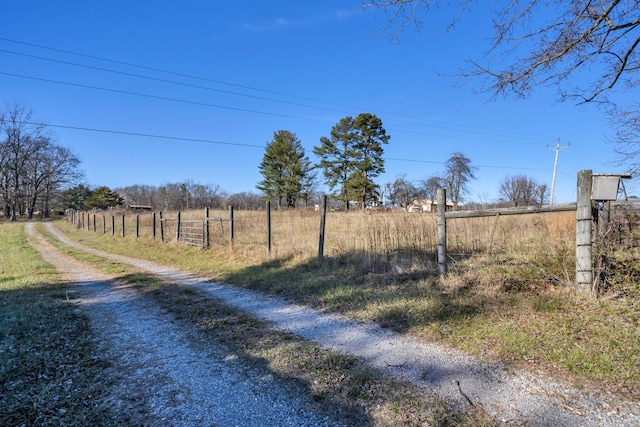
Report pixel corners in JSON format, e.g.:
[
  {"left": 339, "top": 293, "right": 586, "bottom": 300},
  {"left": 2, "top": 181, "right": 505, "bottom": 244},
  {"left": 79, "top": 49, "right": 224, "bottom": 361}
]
[{"left": 85, "top": 208, "right": 576, "bottom": 279}]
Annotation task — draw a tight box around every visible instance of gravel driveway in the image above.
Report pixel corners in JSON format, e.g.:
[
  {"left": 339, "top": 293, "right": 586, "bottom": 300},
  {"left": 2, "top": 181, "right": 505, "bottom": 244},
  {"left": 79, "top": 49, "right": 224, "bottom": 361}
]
[
  {"left": 34, "top": 222, "right": 640, "bottom": 426},
  {"left": 27, "top": 223, "right": 343, "bottom": 426}
]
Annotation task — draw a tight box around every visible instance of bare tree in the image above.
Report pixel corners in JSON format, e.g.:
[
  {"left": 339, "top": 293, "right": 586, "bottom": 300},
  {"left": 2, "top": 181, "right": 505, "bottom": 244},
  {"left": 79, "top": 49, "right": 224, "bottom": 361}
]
[
  {"left": 119, "top": 182, "right": 223, "bottom": 211},
  {"left": 389, "top": 175, "right": 419, "bottom": 208},
  {"left": 0, "top": 107, "right": 82, "bottom": 219},
  {"left": 299, "top": 168, "right": 318, "bottom": 208},
  {"left": 119, "top": 184, "right": 157, "bottom": 208},
  {"left": 419, "top": 175, "right": 444, "bottom": 201},
  {"left": 0, "top": 105, "right": 49, "bottom": 221},
  {"left": 499, "top": 174, "right": 548, "bottom": 207},
  {"left": 611, "top": 104, "right": 640, "bottom": 175},
  {"left": 364, "top": 1, "right": 639, "bottom": 101},
  {"left": 364, "top": 1, "right": 640, "bottom": 169},
  {"left": 158, "top": 183, "right": 183, "bottom": 211},
  {"left": 444, "top": 152, "right": 475, "bottom": 209},
  {"left": 30, "top": 144, "right": 82, "bottom": 218},
  {"left": 226, "top": 191, "right": 262, "bottom": 210}
]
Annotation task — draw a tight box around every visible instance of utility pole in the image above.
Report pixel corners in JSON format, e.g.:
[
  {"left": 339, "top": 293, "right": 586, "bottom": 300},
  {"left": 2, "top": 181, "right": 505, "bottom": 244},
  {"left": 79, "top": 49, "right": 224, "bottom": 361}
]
[{"left": 547, "top": 139, "right": 570, "bottom": 205}]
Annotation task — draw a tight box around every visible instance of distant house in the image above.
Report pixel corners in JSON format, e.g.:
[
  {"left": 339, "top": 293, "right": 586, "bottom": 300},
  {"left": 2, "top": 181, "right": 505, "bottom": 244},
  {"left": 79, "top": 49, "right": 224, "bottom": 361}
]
[
  {"left": 408, "top": 199, "right": 454, "bottom": 213},
  {"left": 129, "top": 205, "right": 153, "bottom": 211}
]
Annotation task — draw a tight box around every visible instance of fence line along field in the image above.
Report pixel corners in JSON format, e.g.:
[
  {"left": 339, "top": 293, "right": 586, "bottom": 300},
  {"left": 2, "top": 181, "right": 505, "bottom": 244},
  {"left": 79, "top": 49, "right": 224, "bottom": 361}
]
[
  {"left": 75, "top": 207, "right": 577, "bottom": 286},
  {"left": 60, "top": 204, "right": 640, "bottom": 394}
]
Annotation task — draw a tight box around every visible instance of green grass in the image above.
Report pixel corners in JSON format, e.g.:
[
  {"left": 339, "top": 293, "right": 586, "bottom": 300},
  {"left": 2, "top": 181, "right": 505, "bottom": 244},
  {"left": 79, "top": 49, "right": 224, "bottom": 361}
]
[
  {"left": 52, "top": 219, "right": 640, "bottom": 399},
  {"left": 0, "top": 221, "right": 125, "bottom": 426}
]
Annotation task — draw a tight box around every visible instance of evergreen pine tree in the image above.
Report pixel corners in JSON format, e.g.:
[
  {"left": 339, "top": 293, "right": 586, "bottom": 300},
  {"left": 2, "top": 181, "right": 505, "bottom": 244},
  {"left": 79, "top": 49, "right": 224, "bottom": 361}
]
[{"left": 257, "top": 130, "right": 312, "bottom": 208}]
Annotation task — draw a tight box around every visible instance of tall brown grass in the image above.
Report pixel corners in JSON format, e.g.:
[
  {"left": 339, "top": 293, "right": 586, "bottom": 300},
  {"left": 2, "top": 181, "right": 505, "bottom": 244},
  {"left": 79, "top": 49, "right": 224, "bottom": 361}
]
[{"left": 84, "top": 208, "right": 576, "bottom": 282}]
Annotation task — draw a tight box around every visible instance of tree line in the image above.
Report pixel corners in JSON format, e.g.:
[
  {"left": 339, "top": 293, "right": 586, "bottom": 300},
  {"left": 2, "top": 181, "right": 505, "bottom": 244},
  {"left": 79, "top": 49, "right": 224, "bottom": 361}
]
[
  {"left": 257, "top": 113, "right": 483, "bottom": 210},
  {"left": 59, "top": 181, "right": 268, "bottom": 213},
  {"left": 1, "top": 102, "right": 549, "bottom": 217},
  {"left": 112, "top": 181, "right": 263, "bottom": 212},
  {"left": 256, "top": 114, "right": 549, "bottom": 210},
  {"left": 0, "top": 104, "right": 270, "bottom": 218},
  {"left": 0, "top": 105, "right": 82, "bottom": 220}
]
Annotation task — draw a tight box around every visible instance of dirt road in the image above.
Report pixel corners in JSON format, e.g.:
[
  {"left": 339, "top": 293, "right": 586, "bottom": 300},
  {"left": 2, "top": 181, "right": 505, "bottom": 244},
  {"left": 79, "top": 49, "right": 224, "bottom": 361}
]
[
  {"left": 31, "top": 222, "right": 640, "bottom": 426},
  {"left": 26, "top": 223, "right": 344, "bottom": 426}
]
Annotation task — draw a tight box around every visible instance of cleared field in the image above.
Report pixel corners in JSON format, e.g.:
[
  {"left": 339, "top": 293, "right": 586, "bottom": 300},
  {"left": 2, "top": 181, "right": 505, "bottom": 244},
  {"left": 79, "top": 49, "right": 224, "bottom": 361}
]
[{"left": 81, "top": 208, "right": 576, "bottom": 281}]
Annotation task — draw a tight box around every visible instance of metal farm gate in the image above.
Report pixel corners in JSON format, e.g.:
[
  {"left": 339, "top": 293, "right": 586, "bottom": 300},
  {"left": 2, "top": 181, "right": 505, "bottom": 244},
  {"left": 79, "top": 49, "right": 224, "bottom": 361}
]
[
  {"left": 161, "top": 207, "right": 233, "bottom": 249},
  {"left": 179, "top": 220, "right": 205, "bottom": 247}
]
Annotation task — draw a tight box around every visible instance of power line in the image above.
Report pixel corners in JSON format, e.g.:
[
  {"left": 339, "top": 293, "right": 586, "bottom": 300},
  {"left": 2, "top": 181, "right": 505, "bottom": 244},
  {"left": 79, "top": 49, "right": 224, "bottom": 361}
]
[
  {"left": 3, "top": 70, "right": 556, "bottom": 151},
  {"left": 0, "top": 37, "right": 556, "bottom": 144},
  {"left": 0, "top": 36, "right": 375, "bottom": 112},
  {"left": 0, "top": 48, "right": 354, "bottom": 116},
  {"left": 21, "top": 121, "right": 264, "bottom": 148},
  {"left": 384, "top": 157, "right": 552, "bottom": 172},
  {"left": 18, "top": 120, "right": 553, "bottom": 172},
  {"left": 0, "top": 71, "right": 334, "bottom": 123},
  {"left": 0, "top": 71, "right": 552, "bottom": 146}
]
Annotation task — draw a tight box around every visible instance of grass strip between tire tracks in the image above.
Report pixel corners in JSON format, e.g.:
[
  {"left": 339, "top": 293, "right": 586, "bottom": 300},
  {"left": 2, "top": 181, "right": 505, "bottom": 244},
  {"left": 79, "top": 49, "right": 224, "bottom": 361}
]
[{"left": 0, "top": 222, "right": 129, "bottom": 426}]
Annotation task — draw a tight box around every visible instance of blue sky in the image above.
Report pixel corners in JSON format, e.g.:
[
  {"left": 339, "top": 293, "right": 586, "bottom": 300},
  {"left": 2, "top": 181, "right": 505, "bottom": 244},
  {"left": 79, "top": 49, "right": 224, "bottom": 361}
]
[{"left": 1, "top": 1, "right": 634, "bottom": 204}]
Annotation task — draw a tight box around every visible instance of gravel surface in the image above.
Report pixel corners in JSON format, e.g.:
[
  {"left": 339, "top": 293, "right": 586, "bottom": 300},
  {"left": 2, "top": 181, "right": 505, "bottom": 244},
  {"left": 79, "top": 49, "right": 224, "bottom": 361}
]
[
  {"left": 27, "top": 223, "right": 343, "bottom": 427},
  {"left": 40, "top": 222, "right": 640, "bottom": 426}
]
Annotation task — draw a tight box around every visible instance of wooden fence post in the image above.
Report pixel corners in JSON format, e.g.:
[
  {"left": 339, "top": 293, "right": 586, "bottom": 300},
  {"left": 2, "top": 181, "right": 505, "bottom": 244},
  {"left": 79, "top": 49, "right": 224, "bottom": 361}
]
[
  {"left": 111, "top": 215, "right": 115, "bottom": 236},
  {"left": 102, "top": 215, "right": 106, "bottom": 234},
  {"left": 576, "top": 169, "right": 593, "bottom": 296},
  {"left": 266, "top": 201, "right": 271, "bottom": 256},
  {"left": 229, "top": 206, "right": 234, "bottom": 251},
  {"left": 152, "top": 212, "right": 156, "bottom": 240},
  {"left": 437, "top": 188, "right": 447, "bottom": 277},
  {"left": 135, "top": 214, "right": 140, "bottom": 239},
  {"left": 93, "top": 214, "right": 96, "bottom": 232},
  {"left": 204, "top": 207, "right": 210, "bottom": 249},
  {"left": 177, "top": 211, "right": 181, "bottom": 242},
  {"left": 318, "top": 195, "right": 327, "bottom": 259},
  {"left": 159, "top": 211, "right": 165, "bottom": 243},
  {"left": 121, "top": 215, "right": 125, "bottom": 238}
]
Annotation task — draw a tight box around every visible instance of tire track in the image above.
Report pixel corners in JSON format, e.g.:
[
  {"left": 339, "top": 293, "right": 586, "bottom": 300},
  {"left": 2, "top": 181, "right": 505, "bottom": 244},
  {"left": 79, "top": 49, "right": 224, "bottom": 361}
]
[{"left": 27, "top": 222, "right": 343, "bottom": 427}]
